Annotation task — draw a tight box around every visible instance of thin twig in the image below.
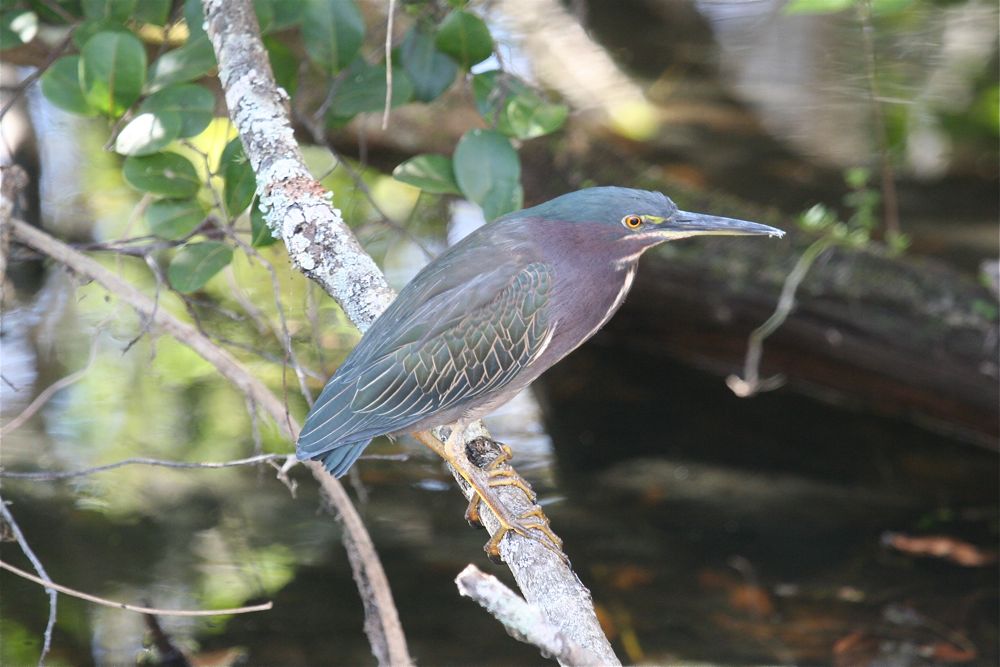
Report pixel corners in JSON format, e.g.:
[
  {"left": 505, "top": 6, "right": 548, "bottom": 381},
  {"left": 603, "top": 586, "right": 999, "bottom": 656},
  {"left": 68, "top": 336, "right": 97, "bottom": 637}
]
[
  {"left": 381, "top": 0, "right": 397, "bottom": 130},
  {"left": 1, "top": 336, "right": 100, "bottom": 436},
  {"left": 0, "top": 454, "right": 287, "bottom": 480},
  {"left": 0, "top": 500, "right": 57, "bottom": 666},
  {"left": 727, "top": 236, "right": 836, "bottom": 397},
  {"left": 0, "top": 559, "right": 273, "bottom": 616}
]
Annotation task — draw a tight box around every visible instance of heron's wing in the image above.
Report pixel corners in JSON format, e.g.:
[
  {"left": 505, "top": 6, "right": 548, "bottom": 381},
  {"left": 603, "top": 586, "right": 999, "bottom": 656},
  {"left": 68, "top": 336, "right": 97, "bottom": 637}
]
[{"left": 297, "top": 259, "right": 554, "bottom": 458}]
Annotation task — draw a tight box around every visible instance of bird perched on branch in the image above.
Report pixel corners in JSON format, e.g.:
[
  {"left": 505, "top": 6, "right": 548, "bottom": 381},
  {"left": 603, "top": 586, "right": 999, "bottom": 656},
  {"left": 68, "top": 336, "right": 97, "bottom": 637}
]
[{"left": 297, "top": 186, "right": 782, "bottom": 555}]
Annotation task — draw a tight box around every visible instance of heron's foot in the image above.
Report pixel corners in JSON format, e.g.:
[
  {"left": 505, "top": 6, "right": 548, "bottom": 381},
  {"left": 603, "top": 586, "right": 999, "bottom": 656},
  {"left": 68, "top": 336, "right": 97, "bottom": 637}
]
[
  {"left": 464, "top": 467, "right": 538, "bottom": 527},
  {"left": 482, "top": 506, "right": 564, "bottom": 564}
]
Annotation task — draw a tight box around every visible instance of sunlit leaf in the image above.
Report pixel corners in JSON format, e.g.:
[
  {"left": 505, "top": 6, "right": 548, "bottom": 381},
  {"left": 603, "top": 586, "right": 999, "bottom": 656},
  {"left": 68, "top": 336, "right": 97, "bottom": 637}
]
[
  {"left": 251, "top": 202, "right": 278, "bottom": 247},
  {"left": 0, "top": 10, "right": 38, "bottom": 46},
  {"left": 219, "top": 138, "right": 256, "bottom": 216},
  {"left": 327, "top": 60, "right": 414, "bottom": 119},
  {"left": 115, "top": 111, "right": 182, "bottom": 156},
  {"left": 392, "top": 154, "right": 461, "bottom": 195},
  {"left": 783, "top": 0, "right": 855, "bottom": 13},
  {"left": 80, "top": 30, "right": 146, "bottom": 115},
  {"left": 168, "top": 241, "right": 233, "bottom": 292},
  {"left": 147, "top": 198, "right": 206, "bottom": 239},
  {"left": 123, "top": 152, "right": 201, "bottom": 198},
  {"left": 140, "top": 83, "right": 215, "bottom": 138},
  {"left": 400, "top": 25, "right": 458, "bottom": 102},
  {"left": 453, "top": 129, "right": 521, "bottom": 221},
  {"left": 301, "top": 0, "right": 364, "bottom": 75},
  {"left": 435, "top": 9, "right": 493, "bottom": 69},
  {"left": 148, "top": 36, "right": 217, "bottom": 92},
  {"left": 40, "top": 56, "right": 95, "bottom": 116}
]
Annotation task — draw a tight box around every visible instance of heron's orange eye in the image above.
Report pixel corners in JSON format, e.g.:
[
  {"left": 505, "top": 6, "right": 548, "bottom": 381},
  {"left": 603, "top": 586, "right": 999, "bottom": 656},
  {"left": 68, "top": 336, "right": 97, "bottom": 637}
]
[{"left": 622, "top": 215, "right": 643, "bottom": 229}]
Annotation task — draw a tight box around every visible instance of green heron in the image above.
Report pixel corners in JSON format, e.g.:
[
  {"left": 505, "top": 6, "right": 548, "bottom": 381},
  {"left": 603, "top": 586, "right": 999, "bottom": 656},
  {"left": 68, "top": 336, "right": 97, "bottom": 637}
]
[{"left": 298, "top": 186, "right": 782, "bottom": 551}]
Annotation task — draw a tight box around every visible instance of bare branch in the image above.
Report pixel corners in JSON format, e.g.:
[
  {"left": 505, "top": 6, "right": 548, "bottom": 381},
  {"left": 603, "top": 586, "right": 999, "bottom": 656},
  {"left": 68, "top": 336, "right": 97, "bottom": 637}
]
[
  {"left": 0, "top": 500, "right": 56, "bottom": 666},
  {"left": 0, "top": 453, "right": 287, "bottom": 481},
  {"left": 455, "top": 565, "right": 605, "bottom": 666},
  {"left": 0, "top": 559, "right": 272, "bottom": 617}
]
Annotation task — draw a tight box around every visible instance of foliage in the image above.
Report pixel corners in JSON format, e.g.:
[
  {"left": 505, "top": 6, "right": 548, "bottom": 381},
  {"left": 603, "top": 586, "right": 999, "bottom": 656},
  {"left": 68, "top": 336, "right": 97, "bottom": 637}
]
[{"left": 19, "top": 0, "right": 570, "bottom": 296}]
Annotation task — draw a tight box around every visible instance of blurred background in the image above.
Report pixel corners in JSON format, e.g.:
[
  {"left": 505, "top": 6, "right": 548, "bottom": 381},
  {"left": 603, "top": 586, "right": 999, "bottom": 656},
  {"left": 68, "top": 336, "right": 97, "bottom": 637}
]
[{"left": 1, "top": 0, "right": 997, "bottom": 664}]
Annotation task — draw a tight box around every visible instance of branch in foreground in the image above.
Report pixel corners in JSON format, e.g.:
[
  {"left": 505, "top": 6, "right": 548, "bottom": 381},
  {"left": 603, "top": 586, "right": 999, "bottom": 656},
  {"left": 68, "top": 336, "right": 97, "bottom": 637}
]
[
  {"left": 0, "top": 499, "right": 56, "bottom": 667},
  {"left": 7, "top": 218, "right": 410, "bottom": 667},
  {"left": 0, "top": 559, "right": 272, "bottom": 616},
  {"left": 202, "top": 2, "right": 618, "bottom": 663},
  {"left": 455, "top": 565, "right": 605, "bottom": 667}
]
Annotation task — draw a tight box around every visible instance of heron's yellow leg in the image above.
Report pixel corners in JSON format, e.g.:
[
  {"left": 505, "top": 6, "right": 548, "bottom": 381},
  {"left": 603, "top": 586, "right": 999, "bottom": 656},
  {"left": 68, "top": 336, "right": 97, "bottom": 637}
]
[{"left": 413, "top": 430, "right": 563, "bottom": 561}]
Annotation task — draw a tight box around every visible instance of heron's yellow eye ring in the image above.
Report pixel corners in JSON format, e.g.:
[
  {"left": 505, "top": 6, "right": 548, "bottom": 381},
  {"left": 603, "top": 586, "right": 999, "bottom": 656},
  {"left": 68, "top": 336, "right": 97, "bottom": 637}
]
[{"left": 623, "top": 215, "right": 642, "bottom": 229}]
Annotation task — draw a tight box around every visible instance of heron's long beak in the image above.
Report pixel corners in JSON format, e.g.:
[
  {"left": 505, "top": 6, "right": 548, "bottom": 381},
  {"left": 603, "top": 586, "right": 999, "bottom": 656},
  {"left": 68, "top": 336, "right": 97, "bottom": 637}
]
[{"left": 666, "top": 211, "right": 784, "bottom": 238}]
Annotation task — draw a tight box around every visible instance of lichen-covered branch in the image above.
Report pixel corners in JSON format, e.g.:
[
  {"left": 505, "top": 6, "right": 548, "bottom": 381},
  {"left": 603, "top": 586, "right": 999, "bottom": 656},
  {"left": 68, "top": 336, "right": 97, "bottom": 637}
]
[
  {"left": 201, "top": 0, "right": 619, "bottom": 663},
  {"left": 455, "top": 565, "right": 604, "bottom": 666}
]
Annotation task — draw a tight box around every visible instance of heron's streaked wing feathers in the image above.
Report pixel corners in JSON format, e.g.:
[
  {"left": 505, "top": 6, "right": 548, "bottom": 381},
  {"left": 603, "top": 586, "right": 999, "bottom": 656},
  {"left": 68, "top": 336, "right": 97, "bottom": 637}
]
[{"left": 296, "top": 253, "right": 553, "bottom": 465}]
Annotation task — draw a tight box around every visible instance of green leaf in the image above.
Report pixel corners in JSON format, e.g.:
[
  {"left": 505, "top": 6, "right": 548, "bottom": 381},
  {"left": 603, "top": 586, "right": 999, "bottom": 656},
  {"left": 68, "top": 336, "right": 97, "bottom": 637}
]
[
  {"left": 264, "top": 36, "right": 298, "bottom": 95},
  {"left": 783, "top": 0, "right": 855, "bottom": 13},
  {"left": 251, "top": 202, "right": 278, "bottom": 247},
  {"left": 81, "top": 0, "right": 136, "bottom": 22},
  {"left": 148, "top": 36, "right": 216, "bottom": 92},
  {"left": 301, "top": 0, "right": 364, "bottom": 75},
  {"left": 71, "top": 19, "right": 124, "bottom": 48},
  {"left": 253, "top": 0, "right": 275, "bottom": 32},
  {"left": 504, "top": 95, "right": 568, "bottom": 140},
  {"left": 219, "top": 138, "right": 255, "bottom": 216},
  {"left": 134, "top": 0, "right": 171, "bottom": 25},
  {"left": 472, "top": 70, "right": 567, "bottom": 139},
  {"left": 140, "top": 83, "right": 215, "bottom": 137},
  {"left": 392, "top": 154, "right": 460, "bottom": 195},
  {"left": 123, "top": 152, "right": 200, "bottom": 198},
  {"left": 400, "top": 25, "right": 458, "bottom": 102},
  {"left": 327, "top": 61, "right": 414, "bottom": 119},
  {"left": 1, "top": 10, "right": 38, "bottom": 46},
  {"left": 80, "top": 30, "right": 147, "bottom": 115},
  {"left": 183, "top": 0, "right": 204, "bottom": 37},
  {"left": 168, "top": 241, "right": 233, "bottom": 292},
  {"left": 453, "top": 129, "right": 521, "bottom": 221},
  {"left": 40, "top": 56, "right": 94, "bottom": 116},
  {"left": 270, "top": 0, "right": 303, "bottom": 29},
  {"left": 146, "top": 198, "right": 206, "bottom": 239},
  {"left": 114, "top": 111, "right": 181, "bottom": 155},
  {"left": 27, "top": 0, "right": 81, "bottom": 24},
  {"left": 435, "top": 9, "right": 493, "bottom": 69}
]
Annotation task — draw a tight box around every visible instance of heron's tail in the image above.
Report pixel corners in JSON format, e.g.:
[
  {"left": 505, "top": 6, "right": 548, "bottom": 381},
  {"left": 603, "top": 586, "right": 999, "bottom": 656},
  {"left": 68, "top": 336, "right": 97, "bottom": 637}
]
[{"left": 316, "top": 440, "right": 371, "bottom": 478}]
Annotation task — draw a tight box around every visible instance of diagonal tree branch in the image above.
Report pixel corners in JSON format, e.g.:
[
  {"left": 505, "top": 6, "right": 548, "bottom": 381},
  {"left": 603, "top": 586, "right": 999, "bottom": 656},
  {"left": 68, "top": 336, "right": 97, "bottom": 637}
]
[
  {"left": 200, "top": 1, "right": 619, "bottom": 663},
  {"left": 6, "top": 217, "right": 412, "bottom": 667}
]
